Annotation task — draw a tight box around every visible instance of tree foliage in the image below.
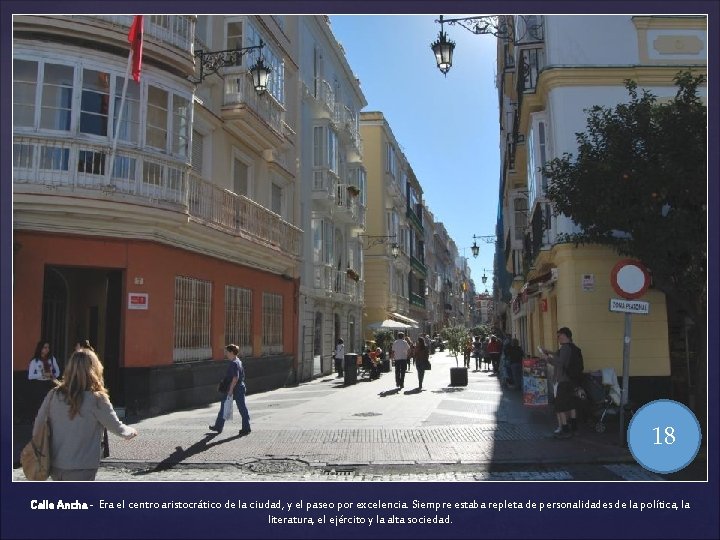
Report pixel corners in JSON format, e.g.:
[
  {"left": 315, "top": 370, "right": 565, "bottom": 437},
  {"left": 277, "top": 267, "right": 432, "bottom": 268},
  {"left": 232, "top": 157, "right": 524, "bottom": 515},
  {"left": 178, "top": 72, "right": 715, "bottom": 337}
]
[
  {"left": 544, "top": 71, "right": 706, "bottom": 325},
  {"left": 441, "top": 324, "right": 471, "bottom": 366}
]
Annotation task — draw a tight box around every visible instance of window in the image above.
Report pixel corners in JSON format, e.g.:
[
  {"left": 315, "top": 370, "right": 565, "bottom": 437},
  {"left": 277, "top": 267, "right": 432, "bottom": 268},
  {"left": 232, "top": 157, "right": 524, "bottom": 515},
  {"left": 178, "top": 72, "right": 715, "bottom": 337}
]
[
  {"left": 327, "top": 129, "right": 338, "bottom": 173},
  {"left": 527, "top": 113, "right": 549, "bottom": 207},
  {"left": 13, "top": 59, "right": 37, "bottom": 127},
  {"left": 386, "top": 143, "right": 397, "bottom": 177},
  {"left": 271, "top": 183, "right": 282, "bottom": 215},
  {"left": 173, "top": 276, "right": 212, "bottom": 362},
  {"left": 172, "top": 95, "right": 190, "bottom": 158},
  {"left": 40, "top": 63, "right": 73, "bottom": 131},
  {"left": 226, "top": 21, "right": 243, "bottom": 66},
  {"left": 113, "top": 76, "right": 140, "bottom": 143},
  {"left": 146, "top": 86, "right": 168, "bottom": 151},
  {"left": 225, "top": 285, "right": 252, "bottom": 355},
  {"left": 39, "top": 146, "right": 69, "bottom": 171},
  {"left": 13, "top": 144, "right": 34, "bottom": 168},
  {"left": 313, "top": 126, "right": 323, "bottom": 167},
  {"left": 195, "top": 15, "right": 209, "bottom": 48},
  {"left": 191, "top": 130, "right": 204, "bottom": 173},
  {"left": 80, "top": 69, "right": 110, "bottom": 136},
  {"left": 262, "top": 292, "right": 283, "bottom": 353},
  {"left": 78, "top": 150, "right": 105, "bottom": 175},
  {"left": 233, "top": 157, "right": 249, "bottom": 196},
  {"left": 247, "top": 24, "right": 285, "bottom": 105},
  {"left": 514, "top": 198, "right": 528, "bottom": 240}
]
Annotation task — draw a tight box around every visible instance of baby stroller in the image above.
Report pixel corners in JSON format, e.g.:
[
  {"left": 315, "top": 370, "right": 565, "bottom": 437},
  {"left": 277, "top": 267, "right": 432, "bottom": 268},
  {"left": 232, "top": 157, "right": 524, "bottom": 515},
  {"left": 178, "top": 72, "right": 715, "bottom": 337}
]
[{"left": 577, "top": 368, "right": 623, "bottom": 433}]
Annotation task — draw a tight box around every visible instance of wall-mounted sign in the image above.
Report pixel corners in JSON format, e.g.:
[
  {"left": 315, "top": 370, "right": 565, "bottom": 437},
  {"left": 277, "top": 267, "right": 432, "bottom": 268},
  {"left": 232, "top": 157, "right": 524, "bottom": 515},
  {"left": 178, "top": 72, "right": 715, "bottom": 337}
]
[
  {"left": 582, "top": 274, "right": 595, "bottom": 291},
  {"left": 128, "top": 292, "right": 149, "bottom": 310}
]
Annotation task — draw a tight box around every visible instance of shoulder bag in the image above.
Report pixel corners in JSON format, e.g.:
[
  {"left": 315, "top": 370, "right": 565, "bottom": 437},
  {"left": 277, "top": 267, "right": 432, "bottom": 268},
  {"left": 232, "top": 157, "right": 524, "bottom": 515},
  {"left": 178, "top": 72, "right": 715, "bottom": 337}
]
[{"left": 20, "top": 389, "right": 55, "bottom": 481}]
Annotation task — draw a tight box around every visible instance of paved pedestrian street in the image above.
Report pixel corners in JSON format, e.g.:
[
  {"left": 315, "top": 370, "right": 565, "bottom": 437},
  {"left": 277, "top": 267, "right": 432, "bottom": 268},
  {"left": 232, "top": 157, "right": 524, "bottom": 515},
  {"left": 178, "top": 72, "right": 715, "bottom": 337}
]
[{"left": 12, "top": 351, "right": 703, "bottom": 482}]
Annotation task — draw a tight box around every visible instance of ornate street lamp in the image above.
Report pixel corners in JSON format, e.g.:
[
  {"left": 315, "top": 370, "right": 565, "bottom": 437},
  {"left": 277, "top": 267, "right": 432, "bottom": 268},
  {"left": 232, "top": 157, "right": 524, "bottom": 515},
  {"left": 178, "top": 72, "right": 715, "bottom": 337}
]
[
  {"left": 358, "top": 235, "right": 399, "bottom": 259},
  {"left": 470, "top": 234, "right": 494, "bottom": 258},
  {"left": 430, "top": 15, "right": 455, "bottom": 76},
  {"left": 430, "top": 15, "right": 544, "bottom": 75},
  {"left": 192, "top": 39, "right": 272, "bottom": 93}
]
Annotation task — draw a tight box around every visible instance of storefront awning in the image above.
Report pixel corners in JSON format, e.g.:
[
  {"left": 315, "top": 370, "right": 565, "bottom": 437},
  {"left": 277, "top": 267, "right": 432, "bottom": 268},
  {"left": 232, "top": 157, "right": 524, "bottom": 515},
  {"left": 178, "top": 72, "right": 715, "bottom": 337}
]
[{"left": 389, "top": 312, "right": 420, "bottom": 328}]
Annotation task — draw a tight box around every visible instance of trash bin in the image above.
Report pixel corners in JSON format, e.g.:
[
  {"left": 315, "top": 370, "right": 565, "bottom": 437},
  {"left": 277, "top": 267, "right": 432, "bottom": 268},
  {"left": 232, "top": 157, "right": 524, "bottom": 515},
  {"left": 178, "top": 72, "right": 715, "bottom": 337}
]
[{"left": 344, "top": 354, "right": 358, "bottom": 385}]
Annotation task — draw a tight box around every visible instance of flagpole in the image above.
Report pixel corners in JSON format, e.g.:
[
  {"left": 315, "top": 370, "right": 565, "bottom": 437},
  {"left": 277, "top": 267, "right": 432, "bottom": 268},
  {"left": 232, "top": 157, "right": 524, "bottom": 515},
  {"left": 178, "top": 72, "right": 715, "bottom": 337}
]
[{"left": 107, "top": 50, "right": 133, "bottom": 184}]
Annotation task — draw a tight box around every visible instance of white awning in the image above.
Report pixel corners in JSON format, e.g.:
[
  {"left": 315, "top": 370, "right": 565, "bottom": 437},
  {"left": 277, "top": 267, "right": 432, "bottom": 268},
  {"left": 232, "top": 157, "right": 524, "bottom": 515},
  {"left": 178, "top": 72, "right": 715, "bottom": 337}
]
[{"left": 390, "top": 312, "right": 419, "bottom": 327}]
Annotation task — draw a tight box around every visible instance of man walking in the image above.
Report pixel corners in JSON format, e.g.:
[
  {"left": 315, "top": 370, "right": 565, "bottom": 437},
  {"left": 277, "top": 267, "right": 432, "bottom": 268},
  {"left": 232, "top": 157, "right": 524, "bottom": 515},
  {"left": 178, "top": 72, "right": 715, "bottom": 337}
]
[
  {"left": 541, "top": 327, "right": 577, "bottom": 438},
  {"left": 209, "top": 344, "right": 251, "bottom": 435},
  {"left": 390, "top": 332, "right": 411, "bottom": 390}
]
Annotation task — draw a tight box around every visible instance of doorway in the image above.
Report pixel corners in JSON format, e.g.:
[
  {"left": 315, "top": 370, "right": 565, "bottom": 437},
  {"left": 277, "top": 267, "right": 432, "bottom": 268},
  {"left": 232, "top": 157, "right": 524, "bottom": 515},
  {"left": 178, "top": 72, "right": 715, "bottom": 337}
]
[{"left": 42, "top": 267, "right": 124, "bottom": 404}]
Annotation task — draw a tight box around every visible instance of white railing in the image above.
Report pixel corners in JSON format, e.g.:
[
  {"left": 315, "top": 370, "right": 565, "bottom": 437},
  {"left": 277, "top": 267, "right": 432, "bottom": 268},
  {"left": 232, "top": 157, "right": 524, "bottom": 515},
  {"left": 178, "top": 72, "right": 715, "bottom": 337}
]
[
  {"left": 335, "top": 183, "right": 360, "bottom": 223},
  {"left": 74, "top": 15, "right": 194, "bottom": 55},
  {"left": 224, "top": 73, "right": 284, "bottom": 135},
  {"left": 312, "top": 169, "right": 338, "bottom": 200},
  {"left": 13, "top": 134, "right": 301, "bottom": 257},
  {"left": 312, "top": 265, "right": 363, "bottom": 303},
  {"left": 315, "top": 78, "right": 335, "bottom": 113},
  {"left": 188, "top": 174, "right": 301, "bottom": 258},
  {"left": 313, "top": 264, "right": 334, "bottom": 293},
  {"left": 13, "top": 134, "right": 188, "bottom": 207}
]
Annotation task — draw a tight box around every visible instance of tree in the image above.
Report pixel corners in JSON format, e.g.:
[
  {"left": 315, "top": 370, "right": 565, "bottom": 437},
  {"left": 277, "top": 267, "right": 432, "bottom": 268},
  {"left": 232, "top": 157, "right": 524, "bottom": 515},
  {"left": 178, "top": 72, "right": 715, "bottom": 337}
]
[
  {"left": 544, "top": 71, "right": 706, "bottom": 412},
  {"left": 441, "top": 324, "right": 470, "bottom": 366}
]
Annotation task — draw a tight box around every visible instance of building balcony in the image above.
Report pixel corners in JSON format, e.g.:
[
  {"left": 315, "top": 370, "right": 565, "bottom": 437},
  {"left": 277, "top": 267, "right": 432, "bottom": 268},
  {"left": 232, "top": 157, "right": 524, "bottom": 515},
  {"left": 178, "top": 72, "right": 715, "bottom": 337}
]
[
  {"left": 388, "top": 294, "right": 410, "bottom": 314},
  {"left": 15, "top": 15, "right": 195, "bottom": 77},
  {"left": 312, "top": 168, "right": 338, "bottom": 208},
  {"left": 410, "top": 256, "right": 427, "bottom": 277},
  {"left": 410, "top": 292, "right": 426, "bottom": 309},
  {"left": 301, "top": 77, "right": 335, "bottom": 118},
  {"left": 385, "top": 173, "right": 405, "bottom": 206},
  {"left": 187, "top": 174, "right": 301, "bottom": 258},
  {"left": 223, "top": 74, "right": 286, "bottom": 147},
  {"left": 334, "top": 184, "right": 365, "bottom": 229},
  {"left": 312, "top": 264, "right": 364, "bottom": 304},
  {"left": 12, "top": 134, "right": 301, "bottom": 258},
  {"left": 332, "top": 103, "right": 363, "bottom": 158}
]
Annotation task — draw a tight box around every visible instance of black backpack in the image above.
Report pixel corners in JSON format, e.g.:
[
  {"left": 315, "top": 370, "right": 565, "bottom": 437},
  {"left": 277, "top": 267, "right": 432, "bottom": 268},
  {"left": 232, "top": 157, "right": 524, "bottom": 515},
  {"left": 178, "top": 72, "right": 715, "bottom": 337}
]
[{"left": 566, "top": 343, "right": 584, "bottom": 383}]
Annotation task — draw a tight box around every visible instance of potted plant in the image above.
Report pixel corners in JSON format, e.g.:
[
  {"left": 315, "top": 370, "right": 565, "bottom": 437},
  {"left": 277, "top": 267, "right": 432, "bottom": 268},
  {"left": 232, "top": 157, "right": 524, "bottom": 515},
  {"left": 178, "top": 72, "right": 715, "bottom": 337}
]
[
  {"left": 442, "top": 324, "right": 469, "bottom": 387},
  {"left": 346, "top": 268, "right": 360, "bottom": 282},
  {"left": 346, "top": 185, "right": 360, "bottom": 197}
]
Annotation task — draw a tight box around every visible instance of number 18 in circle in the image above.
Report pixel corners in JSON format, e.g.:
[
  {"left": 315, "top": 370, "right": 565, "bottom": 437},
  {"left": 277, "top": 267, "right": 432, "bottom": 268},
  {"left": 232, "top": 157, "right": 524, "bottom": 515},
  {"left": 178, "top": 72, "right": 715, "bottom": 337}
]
[{"left": 627, "top": 399, "right": 702, "bottom": 474}]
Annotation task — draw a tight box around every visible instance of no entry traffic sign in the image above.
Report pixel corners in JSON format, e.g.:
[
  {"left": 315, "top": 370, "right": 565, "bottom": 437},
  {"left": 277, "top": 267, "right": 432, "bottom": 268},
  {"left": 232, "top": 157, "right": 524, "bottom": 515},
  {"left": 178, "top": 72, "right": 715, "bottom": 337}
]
[{"left": 610, "top": 259, "right": 650, "bottom": 300}]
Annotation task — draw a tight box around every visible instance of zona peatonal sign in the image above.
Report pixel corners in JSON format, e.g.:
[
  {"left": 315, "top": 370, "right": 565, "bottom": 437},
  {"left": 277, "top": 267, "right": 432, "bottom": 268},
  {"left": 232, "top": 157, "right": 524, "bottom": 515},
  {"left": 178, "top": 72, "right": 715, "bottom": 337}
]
[{"left": 609, "top": 298, "right": 649, "bottom": 314}]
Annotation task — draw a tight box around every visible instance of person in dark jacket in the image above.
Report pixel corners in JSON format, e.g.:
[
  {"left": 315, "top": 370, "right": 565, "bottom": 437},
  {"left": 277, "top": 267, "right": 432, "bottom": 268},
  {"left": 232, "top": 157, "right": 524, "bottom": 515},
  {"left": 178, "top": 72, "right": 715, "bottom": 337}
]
[
  {"left": 504, "top": 338, "right": 525, "bottom": 390},
  {"left": 414, "top": 337, "right": 431, "bottom": 390}
]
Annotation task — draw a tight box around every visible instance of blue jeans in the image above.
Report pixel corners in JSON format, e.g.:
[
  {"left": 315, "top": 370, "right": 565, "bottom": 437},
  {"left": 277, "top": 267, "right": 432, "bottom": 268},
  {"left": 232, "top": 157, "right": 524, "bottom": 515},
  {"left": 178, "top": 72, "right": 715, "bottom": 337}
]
[{"left": 214, "top": 383, "right": 250, "bottom": 432}]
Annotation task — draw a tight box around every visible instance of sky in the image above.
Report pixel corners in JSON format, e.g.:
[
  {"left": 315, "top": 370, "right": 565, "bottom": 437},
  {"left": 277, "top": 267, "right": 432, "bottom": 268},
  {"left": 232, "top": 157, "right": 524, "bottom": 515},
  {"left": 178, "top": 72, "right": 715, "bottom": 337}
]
[{"left": 328, "top": 15, "right": 500, "bottom": 293}]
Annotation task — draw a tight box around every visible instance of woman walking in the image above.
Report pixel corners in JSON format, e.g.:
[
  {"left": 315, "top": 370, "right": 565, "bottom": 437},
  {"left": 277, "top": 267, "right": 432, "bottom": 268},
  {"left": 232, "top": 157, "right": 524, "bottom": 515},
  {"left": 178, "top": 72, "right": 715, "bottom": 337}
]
[
  {"left": 414, "top": 337, "right": 431, "bottom": 390},
  {"left": 32, "top": 348, "right": 137, "bottom": 481}
]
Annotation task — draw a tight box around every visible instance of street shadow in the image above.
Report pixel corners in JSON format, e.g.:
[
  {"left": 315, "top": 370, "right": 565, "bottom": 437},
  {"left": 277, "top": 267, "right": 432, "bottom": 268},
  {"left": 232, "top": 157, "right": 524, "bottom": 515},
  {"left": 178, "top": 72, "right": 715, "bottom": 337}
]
[
  {"left": 404, "top": 388, "right": 422, "bottom": 395},
  {"left": 431, "top": 387, "right": 466, "bottom": 394},
  {"left": 378, "top": 388, "right": 401, "bottom": 397},
  {"left": 132, "top": 432, "right": 247, "bottom": 475}
]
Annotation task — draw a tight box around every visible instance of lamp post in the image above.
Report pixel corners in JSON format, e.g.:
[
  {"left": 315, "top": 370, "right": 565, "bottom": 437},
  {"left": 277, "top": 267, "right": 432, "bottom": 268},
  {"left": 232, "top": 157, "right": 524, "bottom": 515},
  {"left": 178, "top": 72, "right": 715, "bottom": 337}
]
[
  {"left": 192, "top": 39, "right": 272, "bottom": 92},
  {"left": 358, "top": 235, "right": 399, "bottom": 259},
  {"left": 430, "top": 15, "right": 544, "bottom": 75},
  {"left": 470, "top": 234, "right": 495, "bottom": 258}
]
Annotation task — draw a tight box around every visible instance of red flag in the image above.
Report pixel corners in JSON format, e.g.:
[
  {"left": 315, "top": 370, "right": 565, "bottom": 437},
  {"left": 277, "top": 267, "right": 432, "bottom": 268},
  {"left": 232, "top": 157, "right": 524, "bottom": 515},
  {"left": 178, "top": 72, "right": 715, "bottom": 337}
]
[{"left": 128, "top": 15, "right": 144, "bottom": 82}]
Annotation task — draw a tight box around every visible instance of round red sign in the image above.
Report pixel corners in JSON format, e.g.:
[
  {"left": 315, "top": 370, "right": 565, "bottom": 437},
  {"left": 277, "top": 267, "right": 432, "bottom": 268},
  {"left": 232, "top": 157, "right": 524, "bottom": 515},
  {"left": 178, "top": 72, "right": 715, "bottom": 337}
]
[{"left": 610, "top": 259, "right": 650, "bottom": 299}]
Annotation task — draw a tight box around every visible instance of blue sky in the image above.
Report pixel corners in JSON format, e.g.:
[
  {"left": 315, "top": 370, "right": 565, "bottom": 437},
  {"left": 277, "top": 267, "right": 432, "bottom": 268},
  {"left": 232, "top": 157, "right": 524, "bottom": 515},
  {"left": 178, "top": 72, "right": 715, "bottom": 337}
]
[{"left": 329, "top": 15, "right": 500, "bottom": 292}]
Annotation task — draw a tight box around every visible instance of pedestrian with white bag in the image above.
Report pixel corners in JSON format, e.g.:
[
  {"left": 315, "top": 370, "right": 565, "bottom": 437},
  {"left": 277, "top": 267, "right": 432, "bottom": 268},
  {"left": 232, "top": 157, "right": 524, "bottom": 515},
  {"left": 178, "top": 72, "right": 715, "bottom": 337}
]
[{"left": 209, "top": 344, "right": 251, "bottom": 435}]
